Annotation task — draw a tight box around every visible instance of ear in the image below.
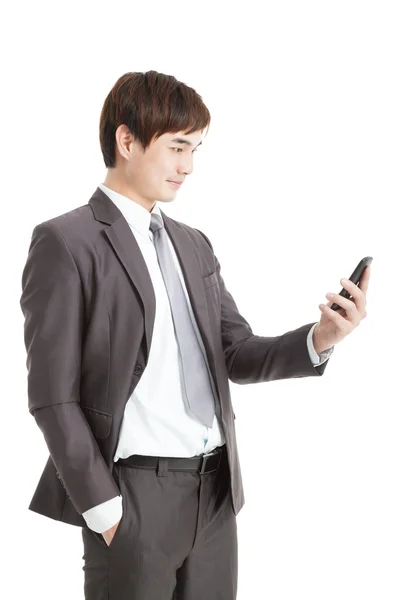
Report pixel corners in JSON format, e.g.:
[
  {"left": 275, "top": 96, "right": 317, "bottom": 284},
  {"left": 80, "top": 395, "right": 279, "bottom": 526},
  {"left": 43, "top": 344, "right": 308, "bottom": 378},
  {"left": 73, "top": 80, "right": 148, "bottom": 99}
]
[{"left": 115, "top": 124, "right": 134, "bottom": 161}]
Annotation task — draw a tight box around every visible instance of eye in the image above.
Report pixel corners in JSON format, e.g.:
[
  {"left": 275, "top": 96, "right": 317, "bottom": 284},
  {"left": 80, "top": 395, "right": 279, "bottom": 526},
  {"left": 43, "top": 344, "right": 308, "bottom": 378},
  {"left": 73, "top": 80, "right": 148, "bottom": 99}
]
[{"left": 172, "top": 148, "right": 198, "bottom": 153}]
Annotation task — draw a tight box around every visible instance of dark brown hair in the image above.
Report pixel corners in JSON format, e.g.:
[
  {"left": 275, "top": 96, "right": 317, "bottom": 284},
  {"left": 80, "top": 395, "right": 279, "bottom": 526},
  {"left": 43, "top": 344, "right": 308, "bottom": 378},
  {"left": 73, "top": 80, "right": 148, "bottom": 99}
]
[{"left": 99, "top": 70, "right": 211, "bottom": 168}]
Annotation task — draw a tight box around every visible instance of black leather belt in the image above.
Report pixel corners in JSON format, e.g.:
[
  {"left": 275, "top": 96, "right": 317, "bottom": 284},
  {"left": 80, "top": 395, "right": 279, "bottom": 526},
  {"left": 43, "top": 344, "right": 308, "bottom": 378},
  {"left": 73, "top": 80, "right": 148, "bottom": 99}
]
[{"left": 116, "top": 443, "right": 226, "bottom": 474}]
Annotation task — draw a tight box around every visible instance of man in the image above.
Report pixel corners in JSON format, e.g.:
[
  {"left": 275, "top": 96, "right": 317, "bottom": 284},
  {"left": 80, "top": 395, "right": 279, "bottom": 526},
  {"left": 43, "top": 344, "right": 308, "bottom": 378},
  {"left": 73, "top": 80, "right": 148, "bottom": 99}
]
[{"left": 19, "top": 70, "right": 370, "bottom": 600}]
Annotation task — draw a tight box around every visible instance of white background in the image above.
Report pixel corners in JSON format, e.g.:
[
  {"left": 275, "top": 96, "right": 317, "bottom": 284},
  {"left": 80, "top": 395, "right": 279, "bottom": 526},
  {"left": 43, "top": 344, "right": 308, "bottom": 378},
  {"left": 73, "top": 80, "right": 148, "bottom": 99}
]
[{"left": 2, "top": 1, "right": 399, "bottom": 598}]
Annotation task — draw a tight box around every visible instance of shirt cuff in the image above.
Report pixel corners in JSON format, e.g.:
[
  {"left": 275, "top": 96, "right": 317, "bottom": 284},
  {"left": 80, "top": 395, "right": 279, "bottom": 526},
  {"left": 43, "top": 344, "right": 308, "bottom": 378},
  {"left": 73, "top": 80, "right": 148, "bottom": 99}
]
[
  {"left": 81, "top": 495, "right": 123, "bottom": 533},
  {"left": 307, "top": 322, "right": 334, "bottom": 366}
]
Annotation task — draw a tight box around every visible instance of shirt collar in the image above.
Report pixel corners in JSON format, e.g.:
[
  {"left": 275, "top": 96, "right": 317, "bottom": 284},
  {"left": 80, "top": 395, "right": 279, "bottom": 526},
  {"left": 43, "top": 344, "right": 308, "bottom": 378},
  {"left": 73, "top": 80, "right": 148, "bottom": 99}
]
[{"left": 98, "top": 183, "right": 162, "bottom": 237}]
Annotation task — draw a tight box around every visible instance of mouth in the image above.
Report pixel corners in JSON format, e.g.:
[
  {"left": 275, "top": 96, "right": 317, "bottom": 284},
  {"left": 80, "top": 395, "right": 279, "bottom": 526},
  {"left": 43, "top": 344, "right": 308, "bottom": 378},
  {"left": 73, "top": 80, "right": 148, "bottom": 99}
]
[{"left": 167, "top": 180, "right": 182, "bottom": 188}]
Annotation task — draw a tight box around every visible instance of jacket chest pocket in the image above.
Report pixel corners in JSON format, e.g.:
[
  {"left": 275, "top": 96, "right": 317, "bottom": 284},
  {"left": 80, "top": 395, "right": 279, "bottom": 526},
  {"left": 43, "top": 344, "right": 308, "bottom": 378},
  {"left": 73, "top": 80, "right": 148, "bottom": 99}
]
[{"left": 203, "top": 270, "right": 218, "bottom": 289}]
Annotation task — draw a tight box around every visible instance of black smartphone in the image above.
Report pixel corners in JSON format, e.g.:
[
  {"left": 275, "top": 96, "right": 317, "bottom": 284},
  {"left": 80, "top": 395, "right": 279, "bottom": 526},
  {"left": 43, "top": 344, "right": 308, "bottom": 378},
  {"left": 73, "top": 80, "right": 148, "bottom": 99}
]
[{"left": 331, "top": 256, "right": 373, "bottom": 311}]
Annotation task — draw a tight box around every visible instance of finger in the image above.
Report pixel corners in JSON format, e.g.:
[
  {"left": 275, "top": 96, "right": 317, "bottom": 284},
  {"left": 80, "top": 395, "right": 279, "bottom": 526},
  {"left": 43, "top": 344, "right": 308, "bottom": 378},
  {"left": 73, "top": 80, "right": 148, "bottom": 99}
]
[
  {"left": 326, "top": 292, "right": 357, "bottom": 317},
  {"left": 340, "top": 277, "right": 367, "bottom": 313},
  {"left": 326, "top": 299, "right": 346, "bottom": 317},
  {"left": 358, "top": 265, "right": 371, "bottom": 295},
  {"left": 344, "top": 267, "right": 371, "bottom": 298},
  {"left": 341, "top": 277, "right": 363, "bottom": 303},
  {"left": 319, "top": 303, "right": 351, "bottom": 330}
]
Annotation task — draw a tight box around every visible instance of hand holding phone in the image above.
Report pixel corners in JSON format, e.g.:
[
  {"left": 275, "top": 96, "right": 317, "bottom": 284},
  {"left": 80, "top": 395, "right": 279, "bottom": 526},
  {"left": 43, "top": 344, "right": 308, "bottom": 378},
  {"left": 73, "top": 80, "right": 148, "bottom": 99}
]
[{"left": 330, "top": 256, "right": 373, "bottom": 312}]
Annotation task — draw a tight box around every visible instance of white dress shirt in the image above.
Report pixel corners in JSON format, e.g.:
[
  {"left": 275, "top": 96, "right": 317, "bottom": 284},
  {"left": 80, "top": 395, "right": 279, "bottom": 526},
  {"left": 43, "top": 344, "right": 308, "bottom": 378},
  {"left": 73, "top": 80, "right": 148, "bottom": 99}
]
[{"left": 82, "top": 183, "right": 334, "bottom": 532}]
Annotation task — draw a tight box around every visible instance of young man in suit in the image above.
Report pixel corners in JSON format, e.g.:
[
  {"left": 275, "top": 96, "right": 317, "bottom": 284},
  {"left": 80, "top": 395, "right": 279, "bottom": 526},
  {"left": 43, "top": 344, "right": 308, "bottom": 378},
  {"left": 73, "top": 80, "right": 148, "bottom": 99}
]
[{"left": 19, "top": 70, "right": 370, "bottom": 599}]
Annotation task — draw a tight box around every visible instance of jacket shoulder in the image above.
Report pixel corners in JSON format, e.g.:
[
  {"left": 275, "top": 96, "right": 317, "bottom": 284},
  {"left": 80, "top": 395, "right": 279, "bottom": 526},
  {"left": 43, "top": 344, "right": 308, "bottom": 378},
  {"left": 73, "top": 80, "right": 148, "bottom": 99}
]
[
  {"left": 33, "top": 204, "right": 93, "bottom": 243},
  {"left": 168, "top": 216, "right": 214, "bottom": 252}
]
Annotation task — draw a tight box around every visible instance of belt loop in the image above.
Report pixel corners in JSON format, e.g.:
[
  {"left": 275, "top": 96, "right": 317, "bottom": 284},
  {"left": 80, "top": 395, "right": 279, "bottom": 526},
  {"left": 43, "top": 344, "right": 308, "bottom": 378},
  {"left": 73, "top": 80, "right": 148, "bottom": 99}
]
[{"left": 156, "top": 457, "right": 168, "bottom": 477}]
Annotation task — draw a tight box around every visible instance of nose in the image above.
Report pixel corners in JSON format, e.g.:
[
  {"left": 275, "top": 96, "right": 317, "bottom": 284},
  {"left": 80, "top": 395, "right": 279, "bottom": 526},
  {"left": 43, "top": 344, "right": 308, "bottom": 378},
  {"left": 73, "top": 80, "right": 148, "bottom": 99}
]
[{"left": 178, "top": 155, "right": 194, "bottom": 176}]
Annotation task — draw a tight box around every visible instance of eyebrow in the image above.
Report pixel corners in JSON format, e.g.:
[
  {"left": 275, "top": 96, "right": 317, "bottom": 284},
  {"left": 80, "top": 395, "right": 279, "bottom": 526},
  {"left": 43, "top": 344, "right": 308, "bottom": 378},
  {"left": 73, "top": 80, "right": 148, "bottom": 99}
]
[{"left": 170, "top": 137, "right": 203, "bottom": 148}]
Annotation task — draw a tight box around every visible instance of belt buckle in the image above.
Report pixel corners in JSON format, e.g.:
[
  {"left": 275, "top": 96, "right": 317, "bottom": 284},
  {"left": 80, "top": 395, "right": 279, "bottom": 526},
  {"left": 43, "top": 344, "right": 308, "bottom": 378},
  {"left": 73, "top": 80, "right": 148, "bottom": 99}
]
[
  {"left": 199, "top": 449, "right": 220, "bottom": 474},
  {"left": 200, "top": 454, "right": 209, "bottom": 474}
]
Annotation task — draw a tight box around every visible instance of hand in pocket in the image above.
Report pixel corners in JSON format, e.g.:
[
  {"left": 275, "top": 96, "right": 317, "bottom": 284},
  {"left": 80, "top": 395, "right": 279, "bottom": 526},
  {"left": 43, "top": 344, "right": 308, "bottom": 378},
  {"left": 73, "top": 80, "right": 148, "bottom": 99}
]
[{"left": 102, "top": 517, "right": 122, "bottom": 547}]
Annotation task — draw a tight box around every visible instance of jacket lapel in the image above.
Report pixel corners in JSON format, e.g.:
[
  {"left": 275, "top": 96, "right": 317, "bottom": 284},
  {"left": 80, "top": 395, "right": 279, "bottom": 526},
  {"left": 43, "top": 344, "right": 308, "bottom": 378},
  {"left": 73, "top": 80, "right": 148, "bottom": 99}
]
[{"left": 88, "top": 187, "right": 219, "bottom": 396}]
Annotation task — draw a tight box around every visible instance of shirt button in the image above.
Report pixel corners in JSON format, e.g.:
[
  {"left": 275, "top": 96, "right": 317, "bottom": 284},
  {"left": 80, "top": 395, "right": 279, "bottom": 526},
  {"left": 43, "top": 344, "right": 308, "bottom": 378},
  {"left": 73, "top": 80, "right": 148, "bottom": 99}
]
[{"left": 133, "top": 364, "right": 142, "bottom": 375}]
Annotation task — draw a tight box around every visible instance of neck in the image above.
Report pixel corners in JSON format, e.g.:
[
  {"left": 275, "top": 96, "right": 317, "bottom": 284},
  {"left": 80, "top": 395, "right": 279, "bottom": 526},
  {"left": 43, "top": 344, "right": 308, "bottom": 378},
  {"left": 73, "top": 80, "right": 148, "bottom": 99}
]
[{"left": 102, "top": 173, "right": 156, "bottom": 213}]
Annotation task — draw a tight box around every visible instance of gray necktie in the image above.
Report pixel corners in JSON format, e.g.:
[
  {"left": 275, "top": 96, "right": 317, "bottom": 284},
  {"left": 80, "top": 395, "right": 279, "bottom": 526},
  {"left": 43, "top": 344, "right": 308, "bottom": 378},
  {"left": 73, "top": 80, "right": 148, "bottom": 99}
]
[{"left": 149, "top": 213, "right": 215, "bottom": 427}]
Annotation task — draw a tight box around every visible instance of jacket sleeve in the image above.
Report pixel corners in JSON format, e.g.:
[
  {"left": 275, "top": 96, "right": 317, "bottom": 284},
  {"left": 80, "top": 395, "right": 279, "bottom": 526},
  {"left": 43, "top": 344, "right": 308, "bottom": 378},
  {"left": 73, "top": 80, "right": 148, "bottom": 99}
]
[
  {"left": 19, "top": 223, "right": 120, "bottom": 515},
  {"left": 196, "top": 229, "right": 331, "bottom": 384}
]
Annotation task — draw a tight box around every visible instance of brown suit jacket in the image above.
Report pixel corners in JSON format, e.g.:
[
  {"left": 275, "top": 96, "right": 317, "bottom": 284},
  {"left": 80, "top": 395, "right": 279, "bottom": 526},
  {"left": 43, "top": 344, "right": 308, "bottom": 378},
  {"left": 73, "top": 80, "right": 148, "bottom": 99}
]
[{"left": 19, "top": 186, "right": 330, "bottom": 528}]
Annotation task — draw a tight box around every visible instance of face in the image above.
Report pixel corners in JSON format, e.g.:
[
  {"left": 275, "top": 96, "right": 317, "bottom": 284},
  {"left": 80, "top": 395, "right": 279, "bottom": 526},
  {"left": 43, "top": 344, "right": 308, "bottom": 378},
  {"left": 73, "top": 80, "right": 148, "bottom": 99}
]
[{"left": 106, "top": 126, "right": 205, "bottom": 212}]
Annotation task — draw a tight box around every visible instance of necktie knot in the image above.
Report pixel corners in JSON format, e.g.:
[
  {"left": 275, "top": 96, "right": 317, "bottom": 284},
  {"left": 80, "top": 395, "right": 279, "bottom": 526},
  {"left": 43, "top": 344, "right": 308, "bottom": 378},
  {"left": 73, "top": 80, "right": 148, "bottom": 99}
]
[{"left": 150, "top": 213, "right": 163, "bottom": 235}]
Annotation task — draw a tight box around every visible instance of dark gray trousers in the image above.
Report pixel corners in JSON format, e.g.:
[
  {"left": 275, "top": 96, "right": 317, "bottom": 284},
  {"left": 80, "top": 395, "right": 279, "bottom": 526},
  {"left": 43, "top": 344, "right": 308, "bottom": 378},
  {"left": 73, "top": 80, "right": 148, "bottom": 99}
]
[{"left": 81, "top": 444, "right": 238, "bottom": 599}]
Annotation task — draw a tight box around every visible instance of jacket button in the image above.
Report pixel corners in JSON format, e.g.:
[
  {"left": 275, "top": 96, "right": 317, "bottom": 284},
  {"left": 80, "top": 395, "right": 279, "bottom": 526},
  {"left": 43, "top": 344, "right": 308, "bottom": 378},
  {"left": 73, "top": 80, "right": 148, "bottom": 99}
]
[{"left": 133, "top": 364, "right": 142, "bottom": 375}]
